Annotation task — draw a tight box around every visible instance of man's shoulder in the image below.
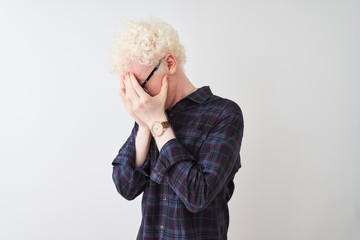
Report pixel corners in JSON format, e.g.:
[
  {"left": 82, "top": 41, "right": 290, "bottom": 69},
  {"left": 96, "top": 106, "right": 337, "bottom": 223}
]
[{"left": 205, "top": 93, "right": 243, "bottom": 116}]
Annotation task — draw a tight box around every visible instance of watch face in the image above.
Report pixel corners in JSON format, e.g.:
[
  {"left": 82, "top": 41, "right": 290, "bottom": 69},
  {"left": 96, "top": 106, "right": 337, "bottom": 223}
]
[{"left": 151, "top": 122, "right": 163, "bottom": 136}]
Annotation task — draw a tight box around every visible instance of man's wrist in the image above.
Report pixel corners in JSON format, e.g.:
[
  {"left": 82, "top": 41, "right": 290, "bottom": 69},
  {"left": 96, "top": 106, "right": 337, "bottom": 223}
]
[
  {"left": 153, "top": 127, "right": 176, "bottom": 151},
  {"left": 138, "top": 124, "right": 151, "bottom": 133},
  {"left": 147, "top": 114, "right": 168, "bottom": 130}
]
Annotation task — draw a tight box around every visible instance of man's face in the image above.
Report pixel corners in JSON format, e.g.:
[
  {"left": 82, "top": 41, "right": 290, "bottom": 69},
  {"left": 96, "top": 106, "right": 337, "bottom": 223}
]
[{"left": 128, "top": 61, "right": 164, "bottom": 97}]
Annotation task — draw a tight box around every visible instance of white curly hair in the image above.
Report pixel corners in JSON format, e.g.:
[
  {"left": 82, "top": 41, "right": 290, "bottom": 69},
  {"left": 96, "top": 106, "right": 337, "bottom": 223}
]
[{"left": 108, "top": 17, "right": 186, "bottom": 78}]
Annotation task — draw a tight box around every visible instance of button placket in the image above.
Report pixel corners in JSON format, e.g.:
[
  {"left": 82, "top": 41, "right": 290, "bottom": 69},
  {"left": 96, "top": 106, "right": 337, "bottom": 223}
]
[
  {"left": 159, "top": 185, "right": 170, "bottom": 235},
  {"left": 166, "top": 110, "right": 175, "bottom": 118}
]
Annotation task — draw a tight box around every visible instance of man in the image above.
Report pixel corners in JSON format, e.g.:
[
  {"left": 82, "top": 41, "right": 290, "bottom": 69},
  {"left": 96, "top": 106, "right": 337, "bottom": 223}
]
[{"left": 109, "top": 17, "right": 244, "bottom": 240}]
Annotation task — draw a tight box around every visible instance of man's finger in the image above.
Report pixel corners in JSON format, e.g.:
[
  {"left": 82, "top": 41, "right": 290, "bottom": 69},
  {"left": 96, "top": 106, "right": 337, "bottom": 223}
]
[
  {"left": 128, "top": 72, "right": 149, "bottom": 99},
  {"left": 157, "top": 74, "right": 168, "bottom": 98},
  {"left": 120, "top": 77, "right": 135, "bottom": 111},
  {"left": 119, "top": 79, "right": 126, "bottom": 102},
  {"left": 124, "top": 73, "right": 140, "bottom": 103}
]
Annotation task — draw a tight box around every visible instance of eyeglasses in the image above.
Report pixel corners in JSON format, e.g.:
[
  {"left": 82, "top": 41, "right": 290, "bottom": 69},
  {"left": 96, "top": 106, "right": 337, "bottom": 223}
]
[{"left": 140, "top": 57, "right": 165, "bottom": 88}]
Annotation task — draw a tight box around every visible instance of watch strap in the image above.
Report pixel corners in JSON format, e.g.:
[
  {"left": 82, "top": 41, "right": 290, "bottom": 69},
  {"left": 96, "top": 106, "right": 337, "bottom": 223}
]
[{"left": 161, "top": 121, "right": 170, "bottom": 128}]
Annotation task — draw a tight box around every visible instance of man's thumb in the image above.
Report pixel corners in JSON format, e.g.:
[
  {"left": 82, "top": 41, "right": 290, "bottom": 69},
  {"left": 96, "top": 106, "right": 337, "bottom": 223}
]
[{"left": 160, "top": 75, "right": 168, "bottom": 96}]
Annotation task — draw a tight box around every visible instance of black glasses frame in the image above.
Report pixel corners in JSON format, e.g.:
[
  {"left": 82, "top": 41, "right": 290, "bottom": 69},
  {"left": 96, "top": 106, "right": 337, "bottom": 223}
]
[{"left": 141, "top": 57, "right": 165, "bottom": 88}]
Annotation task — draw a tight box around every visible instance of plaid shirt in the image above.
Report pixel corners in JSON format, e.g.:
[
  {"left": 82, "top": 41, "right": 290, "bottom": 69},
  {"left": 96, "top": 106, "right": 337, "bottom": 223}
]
[{"left": 112, "top": 86, "right": 244, "bottom": 240}]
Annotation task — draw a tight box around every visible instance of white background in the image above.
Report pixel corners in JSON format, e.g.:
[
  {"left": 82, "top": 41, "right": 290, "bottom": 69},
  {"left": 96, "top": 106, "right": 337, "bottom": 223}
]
[{"left": 0, "top": 0, "right": 359, "bottom": 239}]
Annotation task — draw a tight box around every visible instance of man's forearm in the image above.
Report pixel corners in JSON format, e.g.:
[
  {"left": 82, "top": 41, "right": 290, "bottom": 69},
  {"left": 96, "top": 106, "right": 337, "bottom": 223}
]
[
  {"left": 135, "top": 125, "right": 151, "bottom": 168},
  {"left": 153, "top": 127, "right": 176, "bottom": 151}
]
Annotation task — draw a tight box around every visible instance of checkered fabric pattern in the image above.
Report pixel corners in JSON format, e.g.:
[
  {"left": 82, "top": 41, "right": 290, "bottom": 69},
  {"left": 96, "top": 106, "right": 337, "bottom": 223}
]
[{"left": 112, "top": 86, "right": 244, "bottom": 240}]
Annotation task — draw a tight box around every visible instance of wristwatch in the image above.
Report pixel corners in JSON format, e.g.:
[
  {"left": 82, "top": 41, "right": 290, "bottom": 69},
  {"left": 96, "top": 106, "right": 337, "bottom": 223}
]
[{"left": 150, "top": 121, "right": 170, "bottom": 137}]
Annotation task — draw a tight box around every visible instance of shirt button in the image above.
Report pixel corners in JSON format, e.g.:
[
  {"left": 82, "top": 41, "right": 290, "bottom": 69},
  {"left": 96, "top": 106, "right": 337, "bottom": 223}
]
[
  {"left": 169, "top": 112, "right": 174, "bottom": 117},
  {"left": 163, "top": 197, "right": 167, "bottom": 201},
  {"left": 160, "top": 225, "right": 164, "bottom": 230}
]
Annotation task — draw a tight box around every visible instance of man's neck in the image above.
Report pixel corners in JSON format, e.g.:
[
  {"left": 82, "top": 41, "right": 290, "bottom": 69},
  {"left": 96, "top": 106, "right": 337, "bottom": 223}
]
[{"left": 167, "top": 70, "right": 197, "bottom": 110}]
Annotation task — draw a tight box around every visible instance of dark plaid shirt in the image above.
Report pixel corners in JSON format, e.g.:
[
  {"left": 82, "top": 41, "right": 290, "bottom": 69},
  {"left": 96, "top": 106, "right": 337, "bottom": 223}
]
[{"left": 112, "top": 86, "right": 244, "bottom": 240}]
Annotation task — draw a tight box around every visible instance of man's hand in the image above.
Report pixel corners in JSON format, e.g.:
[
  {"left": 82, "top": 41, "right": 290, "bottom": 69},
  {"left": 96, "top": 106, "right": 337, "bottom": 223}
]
[{"left": 118, "top": 72, "right": 169, "bottom": 129}]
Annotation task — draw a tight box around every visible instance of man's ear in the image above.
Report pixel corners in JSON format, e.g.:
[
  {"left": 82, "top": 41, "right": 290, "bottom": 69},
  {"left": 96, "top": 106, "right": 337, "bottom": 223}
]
[{"left": 165, "top": 54, "right": 177, "bottom": 75}]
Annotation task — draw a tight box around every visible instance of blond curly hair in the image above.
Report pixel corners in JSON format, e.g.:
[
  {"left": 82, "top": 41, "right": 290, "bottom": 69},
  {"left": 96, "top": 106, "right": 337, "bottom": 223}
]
[{"left": 108, "top": 17, "right": 186, "bottom": 78}]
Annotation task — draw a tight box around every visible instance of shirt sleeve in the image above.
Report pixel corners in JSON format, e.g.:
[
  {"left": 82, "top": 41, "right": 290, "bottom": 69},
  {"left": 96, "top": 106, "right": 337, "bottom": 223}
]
[
  {"left": 150, "top": 102, "right": 244, "bottom": 213},
  {"left": 112, "top": 121, "right": 151, "bottom": 200}
]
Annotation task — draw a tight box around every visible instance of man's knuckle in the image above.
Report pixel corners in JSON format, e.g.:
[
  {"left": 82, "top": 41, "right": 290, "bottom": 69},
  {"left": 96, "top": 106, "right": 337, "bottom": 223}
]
[{"left": 135, "top": 103, "right": 143, "bottom": 109}]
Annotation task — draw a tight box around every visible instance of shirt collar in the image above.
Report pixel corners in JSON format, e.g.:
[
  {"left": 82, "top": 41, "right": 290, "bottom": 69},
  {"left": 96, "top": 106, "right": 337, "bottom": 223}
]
[
  {"left": 187, "top": 85, "right": 212, "bottom": 104},
  {"left": 166, "top": 86, "right": 212, "bottom": 113}
]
